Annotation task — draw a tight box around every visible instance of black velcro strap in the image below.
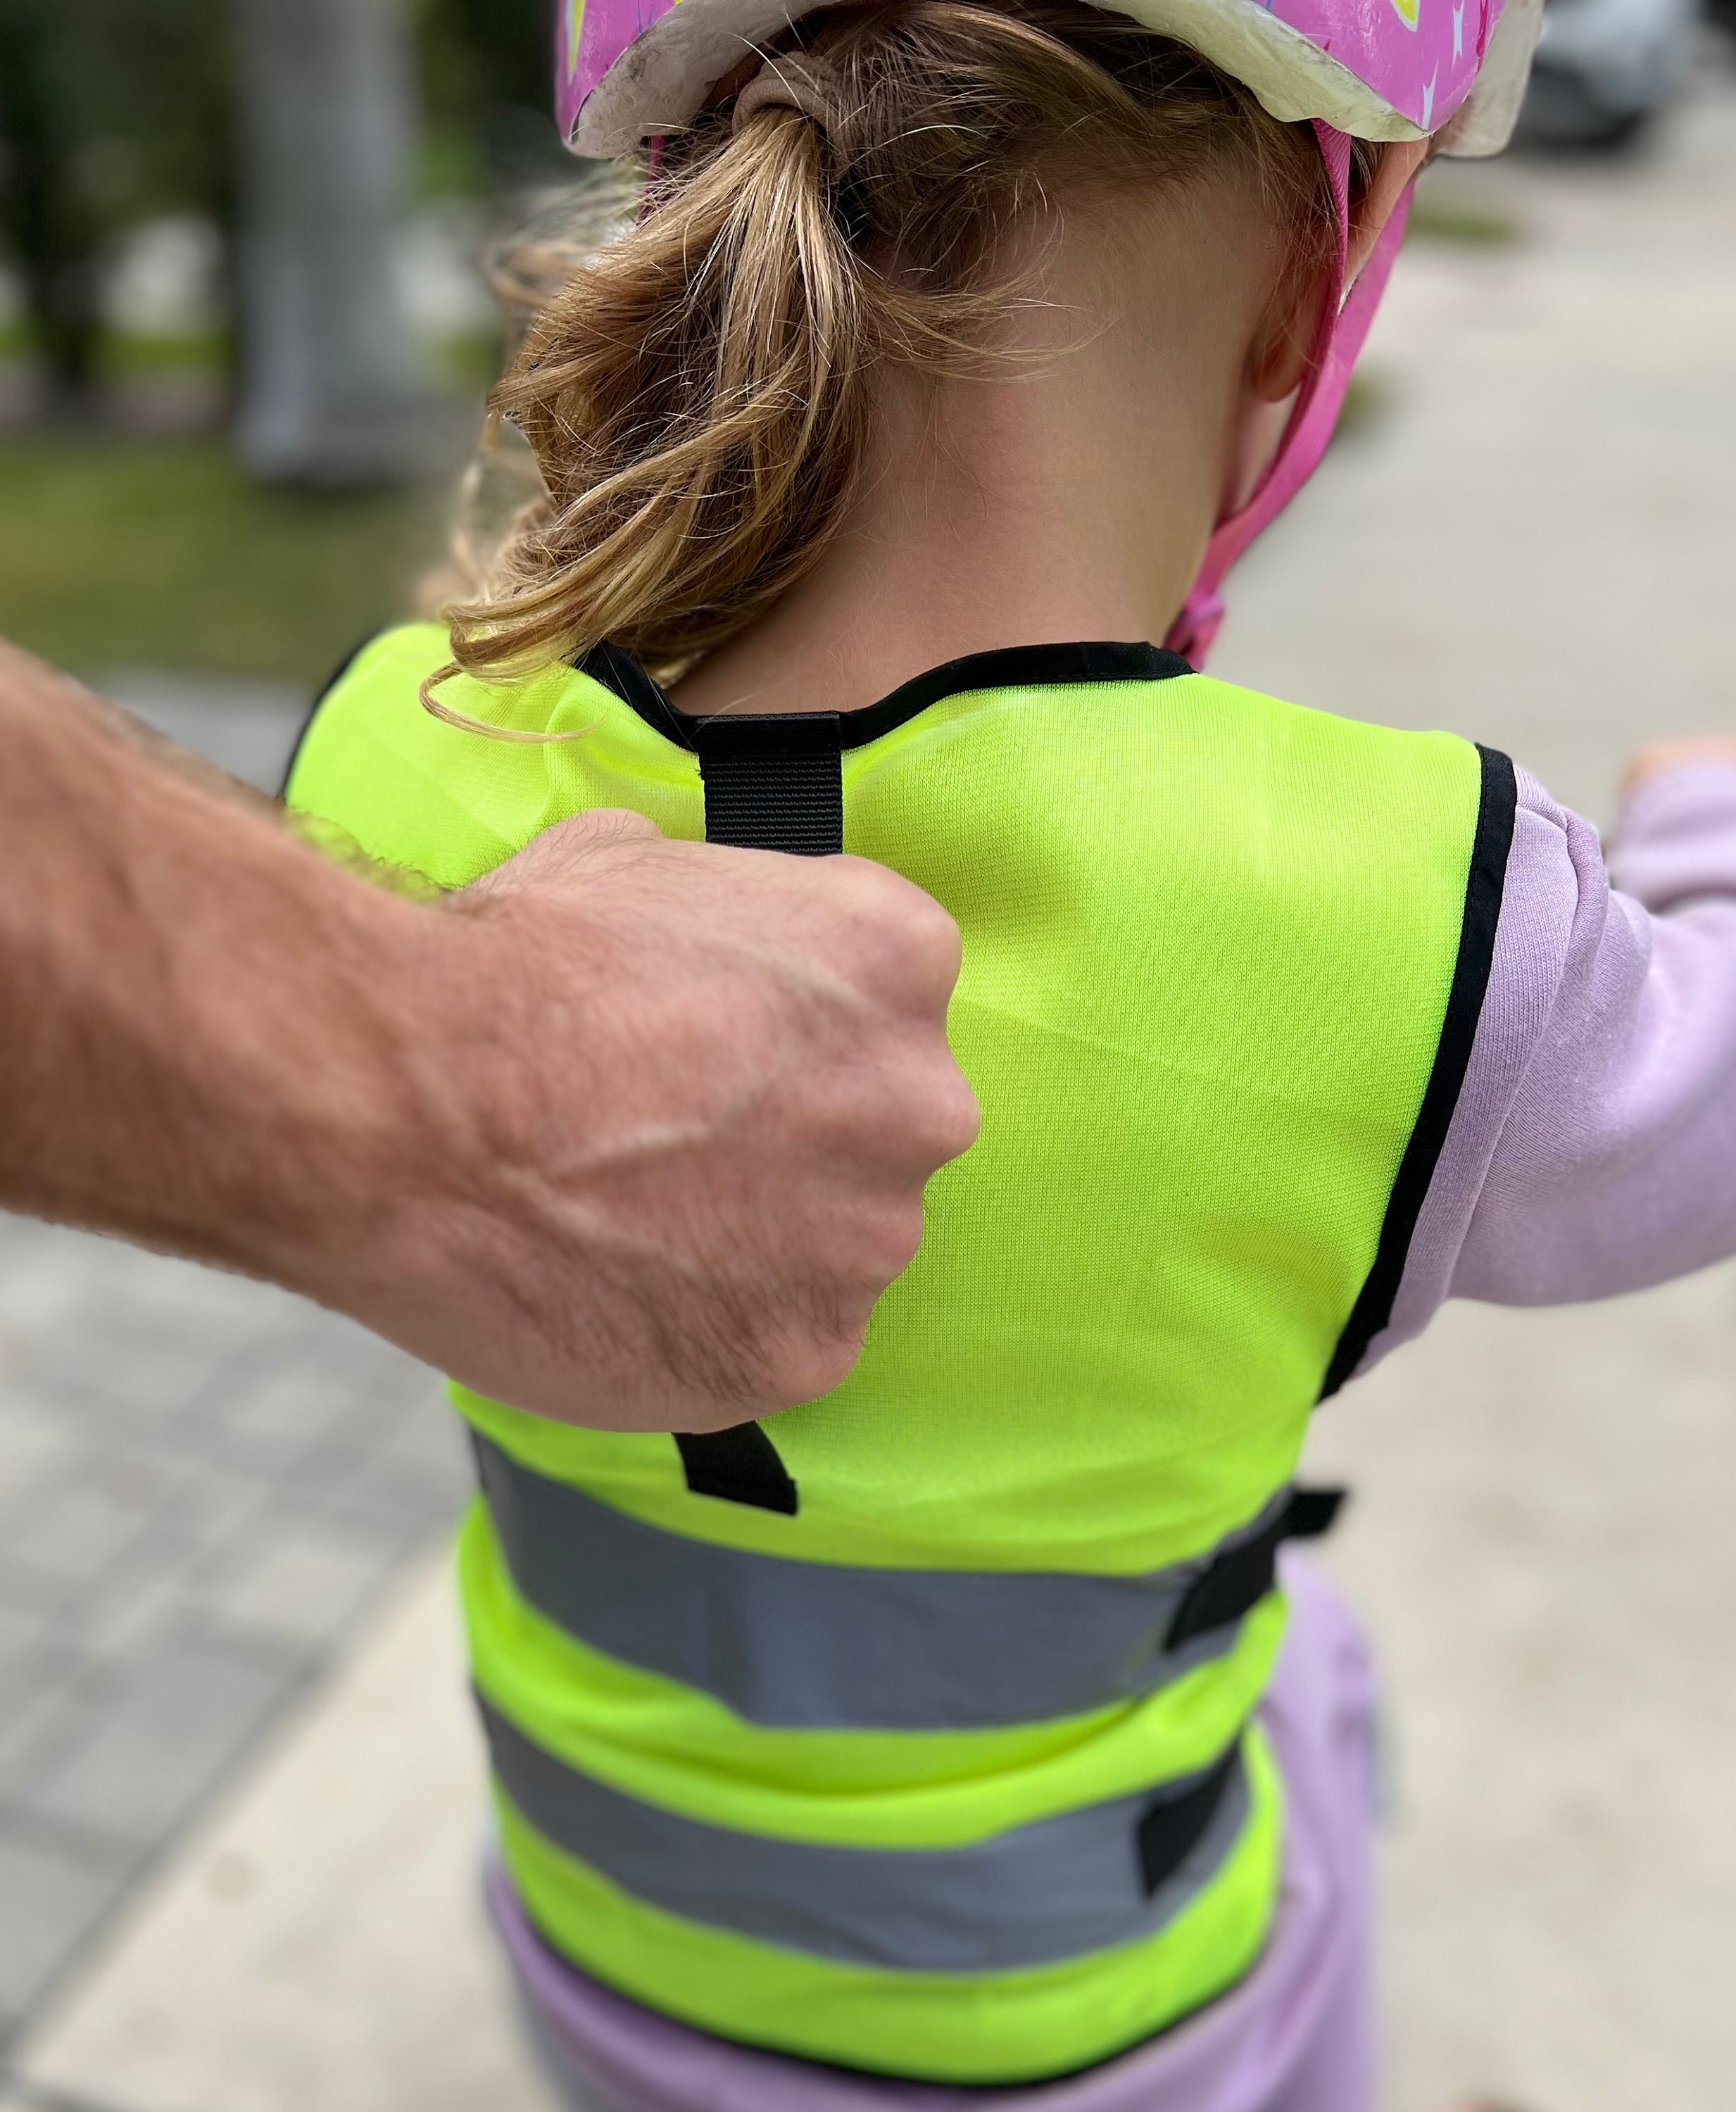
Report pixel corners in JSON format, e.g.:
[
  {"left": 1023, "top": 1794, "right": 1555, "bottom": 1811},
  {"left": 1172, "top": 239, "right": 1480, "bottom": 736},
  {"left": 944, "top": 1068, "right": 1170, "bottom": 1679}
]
[
  {"left": 1164, "top": 1486, "right": 1347, "bottom": 1652},
  {"left": 693, "top": 713, "right": 844, "bottom": 857},
  {"left": 675, "top": 1425, "right": 799, "bottom": 1515},
  {"left": 1136, "top": 1742, "right": 1240, "bottom": 1896}
]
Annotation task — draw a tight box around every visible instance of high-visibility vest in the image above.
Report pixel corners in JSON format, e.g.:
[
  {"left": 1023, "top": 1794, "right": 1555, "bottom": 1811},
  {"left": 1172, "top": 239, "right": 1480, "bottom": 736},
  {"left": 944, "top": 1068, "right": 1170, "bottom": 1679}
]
[{"left": 288, "top": 624, "right": 1513, "bottom": 2086}]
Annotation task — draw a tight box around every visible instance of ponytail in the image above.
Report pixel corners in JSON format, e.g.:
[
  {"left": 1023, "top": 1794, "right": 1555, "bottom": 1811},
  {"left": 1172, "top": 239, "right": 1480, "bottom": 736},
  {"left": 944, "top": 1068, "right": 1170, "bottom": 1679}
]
[{"left": 432, "top": 0, "right": 1343, "bottom": 703}]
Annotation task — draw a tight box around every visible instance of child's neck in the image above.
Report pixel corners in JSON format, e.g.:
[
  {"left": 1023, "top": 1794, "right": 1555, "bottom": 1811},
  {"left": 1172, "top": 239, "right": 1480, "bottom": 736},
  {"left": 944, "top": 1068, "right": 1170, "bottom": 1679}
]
[{"left": 671, "top": 200, "right": 1261, "bottom": 721}]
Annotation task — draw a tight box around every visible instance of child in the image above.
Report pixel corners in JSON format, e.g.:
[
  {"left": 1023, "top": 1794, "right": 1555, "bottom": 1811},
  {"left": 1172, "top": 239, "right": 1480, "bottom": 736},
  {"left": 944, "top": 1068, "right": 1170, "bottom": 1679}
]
[{"left": 287, "top": 0, "right": 1736, "bottom": 2105}]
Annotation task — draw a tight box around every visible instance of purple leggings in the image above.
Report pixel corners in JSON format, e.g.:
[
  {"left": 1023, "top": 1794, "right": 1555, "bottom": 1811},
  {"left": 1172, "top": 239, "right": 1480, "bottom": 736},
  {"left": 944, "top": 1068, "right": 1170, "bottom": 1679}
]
[{"left": 489, "top": 1552, "right": 1378, "bottom": 2112}]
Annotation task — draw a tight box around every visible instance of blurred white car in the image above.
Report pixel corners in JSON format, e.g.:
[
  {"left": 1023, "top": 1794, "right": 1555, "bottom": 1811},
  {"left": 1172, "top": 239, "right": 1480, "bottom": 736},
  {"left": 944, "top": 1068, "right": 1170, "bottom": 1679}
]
[{"left": 1518, "top": 0, "right": 1696, "bottom": 144}]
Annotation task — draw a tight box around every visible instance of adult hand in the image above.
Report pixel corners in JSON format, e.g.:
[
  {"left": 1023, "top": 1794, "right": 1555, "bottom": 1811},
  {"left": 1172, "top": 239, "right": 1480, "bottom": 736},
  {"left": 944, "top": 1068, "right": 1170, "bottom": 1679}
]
[
  {"left": 0, "top": 641, "right": 976, "bottom": 1429},
  {"left": 327, "top": 811, "right": 979, "bottom": 1429}
]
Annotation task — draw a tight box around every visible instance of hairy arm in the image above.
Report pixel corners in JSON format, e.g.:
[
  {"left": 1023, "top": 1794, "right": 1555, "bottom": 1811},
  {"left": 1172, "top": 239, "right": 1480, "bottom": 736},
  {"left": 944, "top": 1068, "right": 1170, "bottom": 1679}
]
[{"left": 0, "top": 641, "right": 976, "bottom": 1428}]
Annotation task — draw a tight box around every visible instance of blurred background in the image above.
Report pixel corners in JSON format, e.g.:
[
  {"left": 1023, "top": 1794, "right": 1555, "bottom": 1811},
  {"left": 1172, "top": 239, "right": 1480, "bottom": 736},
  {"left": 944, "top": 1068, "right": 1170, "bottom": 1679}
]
[
  {"left": 0, "top": 0, "right": 567, "bottom": 722},
  {"left": 1, "top": 8, "right": 1736, "bottom": 2112}
]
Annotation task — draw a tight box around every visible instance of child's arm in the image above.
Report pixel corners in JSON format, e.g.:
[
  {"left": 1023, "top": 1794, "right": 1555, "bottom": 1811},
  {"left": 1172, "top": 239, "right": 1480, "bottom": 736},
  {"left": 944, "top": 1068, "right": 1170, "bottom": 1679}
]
[{"left": 1347, "top": 757, "right": 1736, "bottom": 1376}]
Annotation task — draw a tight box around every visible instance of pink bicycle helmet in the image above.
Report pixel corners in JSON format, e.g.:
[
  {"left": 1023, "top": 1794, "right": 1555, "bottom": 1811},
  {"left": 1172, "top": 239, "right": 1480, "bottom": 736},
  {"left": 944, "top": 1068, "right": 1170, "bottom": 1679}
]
[{"left": 553, "top": 0, "right": 1544, "bottom": 661}]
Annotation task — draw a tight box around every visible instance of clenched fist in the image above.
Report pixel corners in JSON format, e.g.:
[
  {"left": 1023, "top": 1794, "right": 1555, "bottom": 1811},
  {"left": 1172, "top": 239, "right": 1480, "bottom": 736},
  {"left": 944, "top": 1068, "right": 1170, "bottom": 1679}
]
[{"left": 353, "top": 810, "right": 980, "bottom": 1427}]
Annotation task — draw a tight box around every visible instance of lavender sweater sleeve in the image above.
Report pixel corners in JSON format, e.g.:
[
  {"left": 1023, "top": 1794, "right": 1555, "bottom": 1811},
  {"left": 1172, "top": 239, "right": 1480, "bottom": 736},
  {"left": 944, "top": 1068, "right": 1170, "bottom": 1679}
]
[{"left": 1350, "top": 760, "right": 1736, "bottom": 1383}]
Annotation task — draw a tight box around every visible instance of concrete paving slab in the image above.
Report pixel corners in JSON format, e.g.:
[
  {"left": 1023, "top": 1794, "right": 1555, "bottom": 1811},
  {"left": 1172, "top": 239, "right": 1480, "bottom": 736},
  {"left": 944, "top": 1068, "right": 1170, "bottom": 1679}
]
[
  {"left": 0, "top": 1213, "right": 463, "bottom": 2047},
  {"left": 0, "top": 1834, "right": 124, "bottom": 2039},
  {"left": 99, "top": 676, "right": 308, "bottom": 797},
  {"left": 20, "top": 1638, "right": 302, "bottom": 1852},
  {"left": 0, "top": 1407, "right": 73, "bottom": 1513},
  {"left": 11, "top": 1560, "right": 565, "bottom": 2112},
  {"left": 208, "top": 1531, "right": 396, "bottom": 1652}
]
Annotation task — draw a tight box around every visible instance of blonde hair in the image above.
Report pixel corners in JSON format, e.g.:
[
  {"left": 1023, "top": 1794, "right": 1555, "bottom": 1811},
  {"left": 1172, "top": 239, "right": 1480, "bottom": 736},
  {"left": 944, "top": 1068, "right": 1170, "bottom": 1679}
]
[{"left": 431, "top": 0, "right": 1358, "bottom": 713}]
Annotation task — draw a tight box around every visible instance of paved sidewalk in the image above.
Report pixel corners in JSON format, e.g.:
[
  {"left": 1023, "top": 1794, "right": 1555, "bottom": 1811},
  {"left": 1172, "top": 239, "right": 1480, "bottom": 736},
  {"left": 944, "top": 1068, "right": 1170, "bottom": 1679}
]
[
  {"left": 99, "top": 674, "right": 312, "bottom": 795},
  {"left": 0, "top": 1223, "right": 465, "bottom": 2061},
  {"left": 9, "top": 1557, "right": 562, "bottom": 2112}
]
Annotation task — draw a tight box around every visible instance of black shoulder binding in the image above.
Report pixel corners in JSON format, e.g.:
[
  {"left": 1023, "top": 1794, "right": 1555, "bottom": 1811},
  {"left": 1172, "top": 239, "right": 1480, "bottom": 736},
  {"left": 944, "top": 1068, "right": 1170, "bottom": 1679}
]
[
  {"left": 580, "top": 641, "right": 696, "bottom": 752},
  {"left": 1319, "top": 744, "right": 1518, "bottom": 1399},
  {"left": 278, "top": 630, "right": 383, "bottom": 798},
  {"left": 578, "top": 638, "right": 1191, "bottom": 758}
]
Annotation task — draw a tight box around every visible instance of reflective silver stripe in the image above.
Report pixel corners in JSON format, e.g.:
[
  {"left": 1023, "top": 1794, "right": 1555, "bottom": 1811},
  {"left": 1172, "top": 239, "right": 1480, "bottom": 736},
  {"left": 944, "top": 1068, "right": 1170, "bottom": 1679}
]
[
  {"left": 479, "top": 1695, "right": 1250, "bottom": 1973},
  {"left": 475, "top": 1437, "right": 1283, "bottom": 1732}
]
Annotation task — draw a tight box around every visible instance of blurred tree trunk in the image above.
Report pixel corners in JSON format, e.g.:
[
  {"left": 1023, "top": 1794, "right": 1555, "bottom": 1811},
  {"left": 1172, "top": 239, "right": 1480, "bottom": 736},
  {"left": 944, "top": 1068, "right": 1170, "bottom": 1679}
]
[
  {"left": 0, "top": 4, "right": 104, "bottom": 417},
  {"left": 230, "top": 0, "right": 425, "bottom": 486}
]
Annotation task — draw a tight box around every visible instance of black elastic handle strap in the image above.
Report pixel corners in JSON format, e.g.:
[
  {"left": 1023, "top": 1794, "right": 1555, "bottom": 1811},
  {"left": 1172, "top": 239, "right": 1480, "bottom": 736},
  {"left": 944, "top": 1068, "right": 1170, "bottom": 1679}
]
[
  {"left": 1164, "top": 1486, "right": 1347, "bottom": 1652},
  {"left": 693, "top": 712, "right": 844, "bottom": 857},
  {"left": 671, "top": 715, "right": 845, "bottom": 1515}
]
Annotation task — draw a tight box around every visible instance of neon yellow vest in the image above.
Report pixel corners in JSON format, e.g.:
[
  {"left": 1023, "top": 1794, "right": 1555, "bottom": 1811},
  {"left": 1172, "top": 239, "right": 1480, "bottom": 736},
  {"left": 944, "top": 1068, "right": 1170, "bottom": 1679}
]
[{"left": 287, "top": 623, "right": 1512, "bottom": 2086}]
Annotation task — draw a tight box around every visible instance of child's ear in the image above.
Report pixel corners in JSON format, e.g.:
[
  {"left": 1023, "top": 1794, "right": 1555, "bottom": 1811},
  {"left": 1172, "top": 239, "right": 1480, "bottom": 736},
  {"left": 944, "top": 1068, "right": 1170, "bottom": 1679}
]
[
  {"left": 1245, "top": 265, "right": 1326, "bottom": 408},
  {"left": 1247, "top": 136, "right": 1433, "bottom": 406}
]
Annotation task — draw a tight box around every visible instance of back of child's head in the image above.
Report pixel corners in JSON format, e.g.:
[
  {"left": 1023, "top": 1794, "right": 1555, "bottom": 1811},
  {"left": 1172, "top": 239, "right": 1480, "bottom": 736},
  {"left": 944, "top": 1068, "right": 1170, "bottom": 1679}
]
[{"left": 439, "top": 0, "right": 1362, "bottom": 693}]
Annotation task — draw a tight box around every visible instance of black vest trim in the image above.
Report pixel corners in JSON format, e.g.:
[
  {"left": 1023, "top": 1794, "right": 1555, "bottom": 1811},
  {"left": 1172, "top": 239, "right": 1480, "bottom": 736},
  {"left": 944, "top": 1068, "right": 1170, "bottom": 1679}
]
[
  {"left": 837, "top": 641, "right": 1193, "bottom": 743},
  {"left": 279, "top": 630, "right": 384, "bottom": 797},
  {"left": 1319, "top": 743, "right": 1518, "bottom": 1400},
  {"left": 581, "top": 640, "right": 695, "bottom": 750},
  {"left": 675, "top": 1425, "right": 799, "bottom": 1516},
  {"left": 577, "top": 639, "right": 1191, "bottom": 755}
]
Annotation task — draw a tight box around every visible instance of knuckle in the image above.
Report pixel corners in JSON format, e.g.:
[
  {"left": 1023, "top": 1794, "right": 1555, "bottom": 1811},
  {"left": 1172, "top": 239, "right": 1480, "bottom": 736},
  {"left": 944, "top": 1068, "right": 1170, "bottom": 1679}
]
[
  {"left": 881, "top": 1053, "right": 981, "bottom": 1168},
  {"left": 774, "top": 1324, "right": 869, "bottom": 1407},
  {"left": 834, "top": 853, "right": 909, "bottom": 907},
  {"left": 905, "top": 908, "right": 964, "bottom": 1002},
  {"left": 860, "top": 1198, "right": 926, "bottom": 1282},
  {"left": 933, "top": 1075, "right": 982, "bottom": 1160},
  {"left": 833, "top": 862, "right": 962, "bottom": 1005}
]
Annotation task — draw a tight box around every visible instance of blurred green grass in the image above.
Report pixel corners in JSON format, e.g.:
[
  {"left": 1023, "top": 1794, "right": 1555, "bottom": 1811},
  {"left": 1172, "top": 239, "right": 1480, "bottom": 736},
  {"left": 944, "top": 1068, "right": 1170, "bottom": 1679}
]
[
  {"left": 0, "top": 432, "right": 446, "bottom": 686},
  {"left": 1408, "top": 194, "right": 1519, "bottom": 246}
]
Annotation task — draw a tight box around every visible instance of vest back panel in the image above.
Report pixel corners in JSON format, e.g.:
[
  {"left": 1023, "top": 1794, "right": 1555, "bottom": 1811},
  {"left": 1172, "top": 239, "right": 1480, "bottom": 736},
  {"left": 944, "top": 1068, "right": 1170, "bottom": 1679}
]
[
  {"left": 291, "top": 622, "right": 1477, "bottom": 1574},
  {"left": 287, "top": 623, "right": 1487, "bottom": 2080}
]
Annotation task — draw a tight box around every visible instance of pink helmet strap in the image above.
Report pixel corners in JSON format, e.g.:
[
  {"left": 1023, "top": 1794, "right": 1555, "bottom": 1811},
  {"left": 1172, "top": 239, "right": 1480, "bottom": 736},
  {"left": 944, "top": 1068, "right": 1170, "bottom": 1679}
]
[{"left": 1163, "top": 122, "right": 1414, "bottom": 667}]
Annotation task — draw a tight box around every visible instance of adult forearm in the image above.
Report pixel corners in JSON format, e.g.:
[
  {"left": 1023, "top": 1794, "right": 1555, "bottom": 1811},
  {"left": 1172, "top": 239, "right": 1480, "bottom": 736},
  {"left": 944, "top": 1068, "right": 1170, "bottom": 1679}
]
[{"left": 0, "top": 646, "right": 429, "bottom": 1278}]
